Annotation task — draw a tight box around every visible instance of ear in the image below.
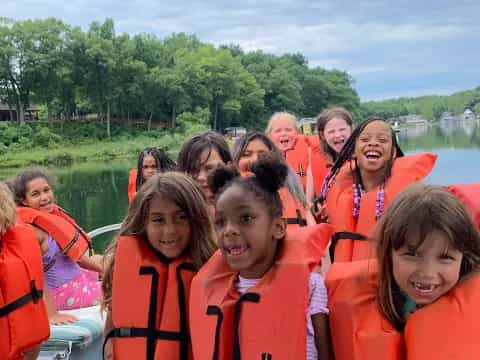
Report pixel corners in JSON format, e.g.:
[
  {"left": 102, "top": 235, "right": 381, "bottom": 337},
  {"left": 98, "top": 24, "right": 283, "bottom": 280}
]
[{"left": 271, "top": 217, "right": 286, "bottom": 241}]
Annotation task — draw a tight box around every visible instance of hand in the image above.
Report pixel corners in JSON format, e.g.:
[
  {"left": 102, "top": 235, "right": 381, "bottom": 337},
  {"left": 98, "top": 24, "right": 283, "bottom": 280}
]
[
  {"left": 49, "top": 312, "right": 78, "bottom": 325},
  {"left": 311, "top": 201, "right": 329, "bottom": 223}
]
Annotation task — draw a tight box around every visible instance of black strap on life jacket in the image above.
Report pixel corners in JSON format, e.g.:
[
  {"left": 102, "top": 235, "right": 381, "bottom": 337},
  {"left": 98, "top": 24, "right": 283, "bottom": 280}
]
[
  {"left": 205, "top": 292, "right": 260, "bottom": 360},
  {"left": 232, "top": 293, "right": 260, "bottom": 360},
  {"left": 0, "top": 280, "right": 43, "bottom": 318},
  {"left": 103, "top": 263, "right": 195, "bottom": 360},
  {"left": 286, "top": 209, "right": 307, "bottom": 227},
  {"left": 330, "top": 231, "right": 368, "bottom": 262}
]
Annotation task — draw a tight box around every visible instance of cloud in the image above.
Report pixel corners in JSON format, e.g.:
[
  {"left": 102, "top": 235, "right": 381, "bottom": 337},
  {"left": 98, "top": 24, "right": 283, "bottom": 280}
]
[{"left": 2, "top": 0, "right": 479, "bottom": 100}]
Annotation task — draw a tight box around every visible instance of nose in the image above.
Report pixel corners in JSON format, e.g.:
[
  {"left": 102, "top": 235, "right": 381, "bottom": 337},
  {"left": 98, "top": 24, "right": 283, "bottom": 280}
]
[
  {"left": 224, "top": 220, "right": 239, "bottom": 237},
  {"left": 417, "top": 259, "right": 437, "bottom": 278},
  {"left": 196, "top": 170, "right": 207, "bottom": 184}
]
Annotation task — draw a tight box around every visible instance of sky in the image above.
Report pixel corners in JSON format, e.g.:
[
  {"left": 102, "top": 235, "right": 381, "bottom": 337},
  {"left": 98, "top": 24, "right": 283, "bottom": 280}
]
[{"left": 3, "top": 0, "right": 479, "bottom": 101}]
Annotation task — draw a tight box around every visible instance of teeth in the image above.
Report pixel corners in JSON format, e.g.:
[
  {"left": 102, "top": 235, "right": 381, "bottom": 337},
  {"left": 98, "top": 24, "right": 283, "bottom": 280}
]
[
  {"left": 226, "top": 245, "right": 247, "bottom": 256},
  {"left": 414, "top": 282, "right": 436, "bottom": 292}
]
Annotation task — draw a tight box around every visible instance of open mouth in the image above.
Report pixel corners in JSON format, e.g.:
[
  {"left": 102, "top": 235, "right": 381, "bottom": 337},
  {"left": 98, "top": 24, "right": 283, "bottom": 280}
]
[
  {"left": 160, "top": 239, "right": 180, "bottom": 247},
  {"left": 333, "top": 139, "right": 345, "bottom": 146},
  {"left": 224, "top": 244, "right": 248, "bottom": 257},
  {"left": 364, "top": 150, "right": 382, "bottom": 159},
  {"left": 411, "top": 281, "right": 439, "bottom": 294},
  {"left": 279, "top": 138, "right": 290, "bottom": 147}
]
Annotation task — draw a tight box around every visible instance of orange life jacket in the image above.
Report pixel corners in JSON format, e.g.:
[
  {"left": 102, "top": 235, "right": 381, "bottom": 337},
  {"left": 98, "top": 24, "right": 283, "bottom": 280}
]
[
  {"left": 278, "top": 187, "right": 308, "bottom": 228},
  {"left": 190, "top": 224, "right": 333, "bottom": 360},
  {"left": 327, "top": 152, "right": 437, "bottom": 262},
  {"left": 327, "top": 260, "right": 480, "bottom": 360},
  {"left": 404, "top": 274, "right": 480, "bottom": 360},
  {"left": 304, "top": 135, "right": 321, "bottom": 153},
  {"left": 447, "top": 183, "right": 480, "bottom": 230},
  {"left": 0, "top": 224, "right": 50, "bottom": 360},
  {"left": 127, "top": 169, "right": 138, "bottom": 203},
  {"left": 326, "top": 260, "right": 404, "bottom": 360},
  {"left": 310, "top": 149, "right": 330, "bottom": 197},
  {"left": 106, "top": 235, "right": 196, "bottom": 360},
  {"left": 284, "top": 136, "right": 310, "bottom": 189},
  {"left": 17, "top": 205, "right": 91, "bottom": 263}
]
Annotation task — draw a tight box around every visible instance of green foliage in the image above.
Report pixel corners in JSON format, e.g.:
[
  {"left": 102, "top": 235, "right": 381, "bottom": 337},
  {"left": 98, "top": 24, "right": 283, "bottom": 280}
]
[
  {"left": 361, "top": 88, "right": 480, "bottom": 121},
  {"left": 0, "top": 17, "right": 362, "bottom": 130}
]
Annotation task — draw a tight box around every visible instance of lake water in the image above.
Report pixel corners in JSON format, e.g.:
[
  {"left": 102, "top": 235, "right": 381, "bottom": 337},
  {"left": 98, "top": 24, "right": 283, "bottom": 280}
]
[{"left": 1, "top": 119, "right": 479, "bottom": 253}]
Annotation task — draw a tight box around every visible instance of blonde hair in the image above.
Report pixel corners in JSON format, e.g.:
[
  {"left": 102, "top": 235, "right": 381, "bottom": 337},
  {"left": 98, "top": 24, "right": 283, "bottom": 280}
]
[
  {"left": 265, "top": 112, "right": 299, "bottom": 134},
  {"left": 0, "top": 182, "right": 16, "bottom": 233},
  {"left": 102, "top": 171, "right": 216, "bottom": 310},
  {"left": 375, "top": 183, "right": 480, "bottom": 330}
]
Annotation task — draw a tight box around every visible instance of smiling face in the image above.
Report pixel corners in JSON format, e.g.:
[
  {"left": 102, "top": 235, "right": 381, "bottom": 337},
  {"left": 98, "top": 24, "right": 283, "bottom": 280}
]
[
  {"left": 142, "top": 155, "right": 158, "bottom": 180},
  {"left": 238, "top": 138, "right": 270, "bottom": 173},
  {"left": 268, "top": 117, "right": 298, "bottom": 152},
  {"left": 322, "top": 116, "right": 352, "bottom": 154},
  {"left": 22, "top": 177, "right": 55, "bottom": 213},
  {"left": 194, "top": 147, "right": 226, "bottom": 204},
  {"left": 215, "top": 184, "right": 285, "bottom": 279},
  {"left": 392, "top": 230, "right": 462, "bottom": 306},
  {"left": 354, "top": 120, "right": 394, "bottom": 176},
  {"left": 145, "top": 194, "right": 191, "bottom": 259}
]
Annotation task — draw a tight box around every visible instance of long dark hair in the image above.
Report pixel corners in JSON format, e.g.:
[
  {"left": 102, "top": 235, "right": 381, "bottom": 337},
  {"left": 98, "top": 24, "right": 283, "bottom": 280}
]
[
  {"left": 320, "top": 118, "right": 404, "bottom": 200},
  {"left": 135, "top": 147, "right": 176, "bottom": 191}
]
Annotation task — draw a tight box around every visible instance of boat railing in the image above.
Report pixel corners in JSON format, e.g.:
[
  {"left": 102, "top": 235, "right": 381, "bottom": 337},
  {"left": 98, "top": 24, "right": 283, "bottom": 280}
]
[{"left": 87, "top": 223, "right": 122, "bottom": 238}]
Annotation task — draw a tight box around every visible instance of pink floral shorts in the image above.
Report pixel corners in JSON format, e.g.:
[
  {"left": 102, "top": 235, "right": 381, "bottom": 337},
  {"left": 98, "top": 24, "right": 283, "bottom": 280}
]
[{"left": 50, "top": 269, "right": 102, "bottom": 310}]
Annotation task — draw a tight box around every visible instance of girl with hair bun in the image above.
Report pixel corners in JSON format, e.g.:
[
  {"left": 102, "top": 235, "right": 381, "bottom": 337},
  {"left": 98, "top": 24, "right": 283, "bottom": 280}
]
[{"left": 190, "top": 153, "right": 334, "bottom": 360}]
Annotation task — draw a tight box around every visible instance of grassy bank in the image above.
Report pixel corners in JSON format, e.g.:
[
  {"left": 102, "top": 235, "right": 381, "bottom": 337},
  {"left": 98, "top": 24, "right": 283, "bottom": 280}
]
[{"left": 0, "top": 132, "right": 189, "bottom": 169}]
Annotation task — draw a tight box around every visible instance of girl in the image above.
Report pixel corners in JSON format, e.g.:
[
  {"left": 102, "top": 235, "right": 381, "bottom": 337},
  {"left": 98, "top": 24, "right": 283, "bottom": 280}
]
[
  {"left": 266, "top": 112, "right": 312, "bottom": 191},
  {"left": 326, "top": 183, "right": 480, "bottom": 359},
  {"left": 231, "top": 131, "right": 316, "bottom": 227},
  {"left": 177, "top": 131, "right": 232, "bottom": 206},
  {"left": 12, "top": 168, "right": 102, "bottom": 314},
  {"left": 102, "top": 172, "right": 216, "bottom": 359},
  {"left": 127, "top": 147, "right": 176, "bottom": 202},
  {"left": 0, "top": 182, "right": 49, "bottom": 360},
  {"left": 306, "top": 107, "right": 354, "bottom": 201},
  {"left": 190, "top": 154, "right": 334, "bottom": 360},
  {"left": 317, "top": 118, "right": 437, "bottom": 262}
]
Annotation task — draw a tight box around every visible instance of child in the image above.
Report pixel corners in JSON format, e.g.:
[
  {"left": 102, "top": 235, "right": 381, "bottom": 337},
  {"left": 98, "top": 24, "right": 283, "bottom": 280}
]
[
  {"left": 317, "top": 118, "right": 437, "bottom": 262},
  {"left": 127, "top": 147, "right": 176, "bottom": 202},
  {"left": 326, "top": 183, "right": 480, "bottom": 359},
  {"left": 306, "top": 107, "right": 354, "bottom": 200},
  {"left": 232, "top": 131, "right": 316, "bottom": 227},
  {"left": 12, "top": 168, "right": 102, "bottom": 313},
  {"left": 177, "top": 131, "right": 232, "bottom": 206},
  {"left": 0, "top": 182, "right": 50, "bottom": 360},
  {"left": 102, "top": 172, "right": 216, "bottom": 359},
  {"left": 266, "top": 112, "right": 312, "bottom": 190},
  {"left": 190, "top": 154, "right": 334, "bottom": 360}
]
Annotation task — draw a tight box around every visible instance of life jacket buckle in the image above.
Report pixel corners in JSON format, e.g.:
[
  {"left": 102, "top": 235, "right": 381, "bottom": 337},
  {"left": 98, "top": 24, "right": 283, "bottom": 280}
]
[{"left": 118, "top": 328, "right": 132, "bottom": 337}]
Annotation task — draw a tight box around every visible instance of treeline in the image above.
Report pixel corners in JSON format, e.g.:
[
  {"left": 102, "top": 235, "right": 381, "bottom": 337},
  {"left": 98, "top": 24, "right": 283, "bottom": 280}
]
[
  {"left": 0, "top": 17, "right": 360, "bottom": 135},
  {"left": 360, "top": 87, "right": 480, "bottom": 121}
]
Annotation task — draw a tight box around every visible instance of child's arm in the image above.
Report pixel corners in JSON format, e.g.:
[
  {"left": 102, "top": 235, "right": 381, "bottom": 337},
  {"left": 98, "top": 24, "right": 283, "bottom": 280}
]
[
  {"left": 78, "top": 254, "right": 104, "bottom": 273},
  {"left": 44, "top": 287, "right": 78, "bottom": 325},
  {"left": 23, "top": 346, "right": 41, "bottom": 360},
  {"left": 103, "top": 310, "right": 114, "bottom": 360},
  {"left": 312, "top": 313, "right": 334, "bottom": 360}
]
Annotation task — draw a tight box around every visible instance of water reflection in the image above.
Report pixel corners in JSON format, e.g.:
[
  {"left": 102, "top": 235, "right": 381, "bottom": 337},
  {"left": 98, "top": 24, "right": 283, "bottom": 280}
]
[{"left": 397, "top": 118, "right": 480, "bottom": 151}]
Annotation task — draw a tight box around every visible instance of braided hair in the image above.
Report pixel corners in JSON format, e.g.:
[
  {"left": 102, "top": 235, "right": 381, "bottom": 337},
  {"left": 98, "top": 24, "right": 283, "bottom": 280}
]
[
  {"left": 320, "top": 118, "right": 404, "bottom": 218},
  {"left": 136, "top": 147, "right": 176, "bottom": 191}
]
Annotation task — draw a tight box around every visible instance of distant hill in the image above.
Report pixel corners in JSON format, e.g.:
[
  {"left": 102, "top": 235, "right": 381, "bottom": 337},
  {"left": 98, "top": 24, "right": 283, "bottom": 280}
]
[{"left": 360, "top": 87, "right": 480, "bottom": 121}]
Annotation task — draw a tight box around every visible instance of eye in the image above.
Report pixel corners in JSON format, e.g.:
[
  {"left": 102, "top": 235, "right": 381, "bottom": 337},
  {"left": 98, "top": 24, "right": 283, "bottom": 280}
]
[
  {"left": 439, "top": 253, "right": 456, "bottom": 261},
  {"left": 240, "top": 214, "right": 254, "bottom": 223},
  {"left": 214, "top": 218, "right": 225, "bottom": 228},
  {"left": 151, "top": 217, "right": 165, "bottom": 224},
  {"left": 176, "top": 212, "right": 189, "bottom": 221}
]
